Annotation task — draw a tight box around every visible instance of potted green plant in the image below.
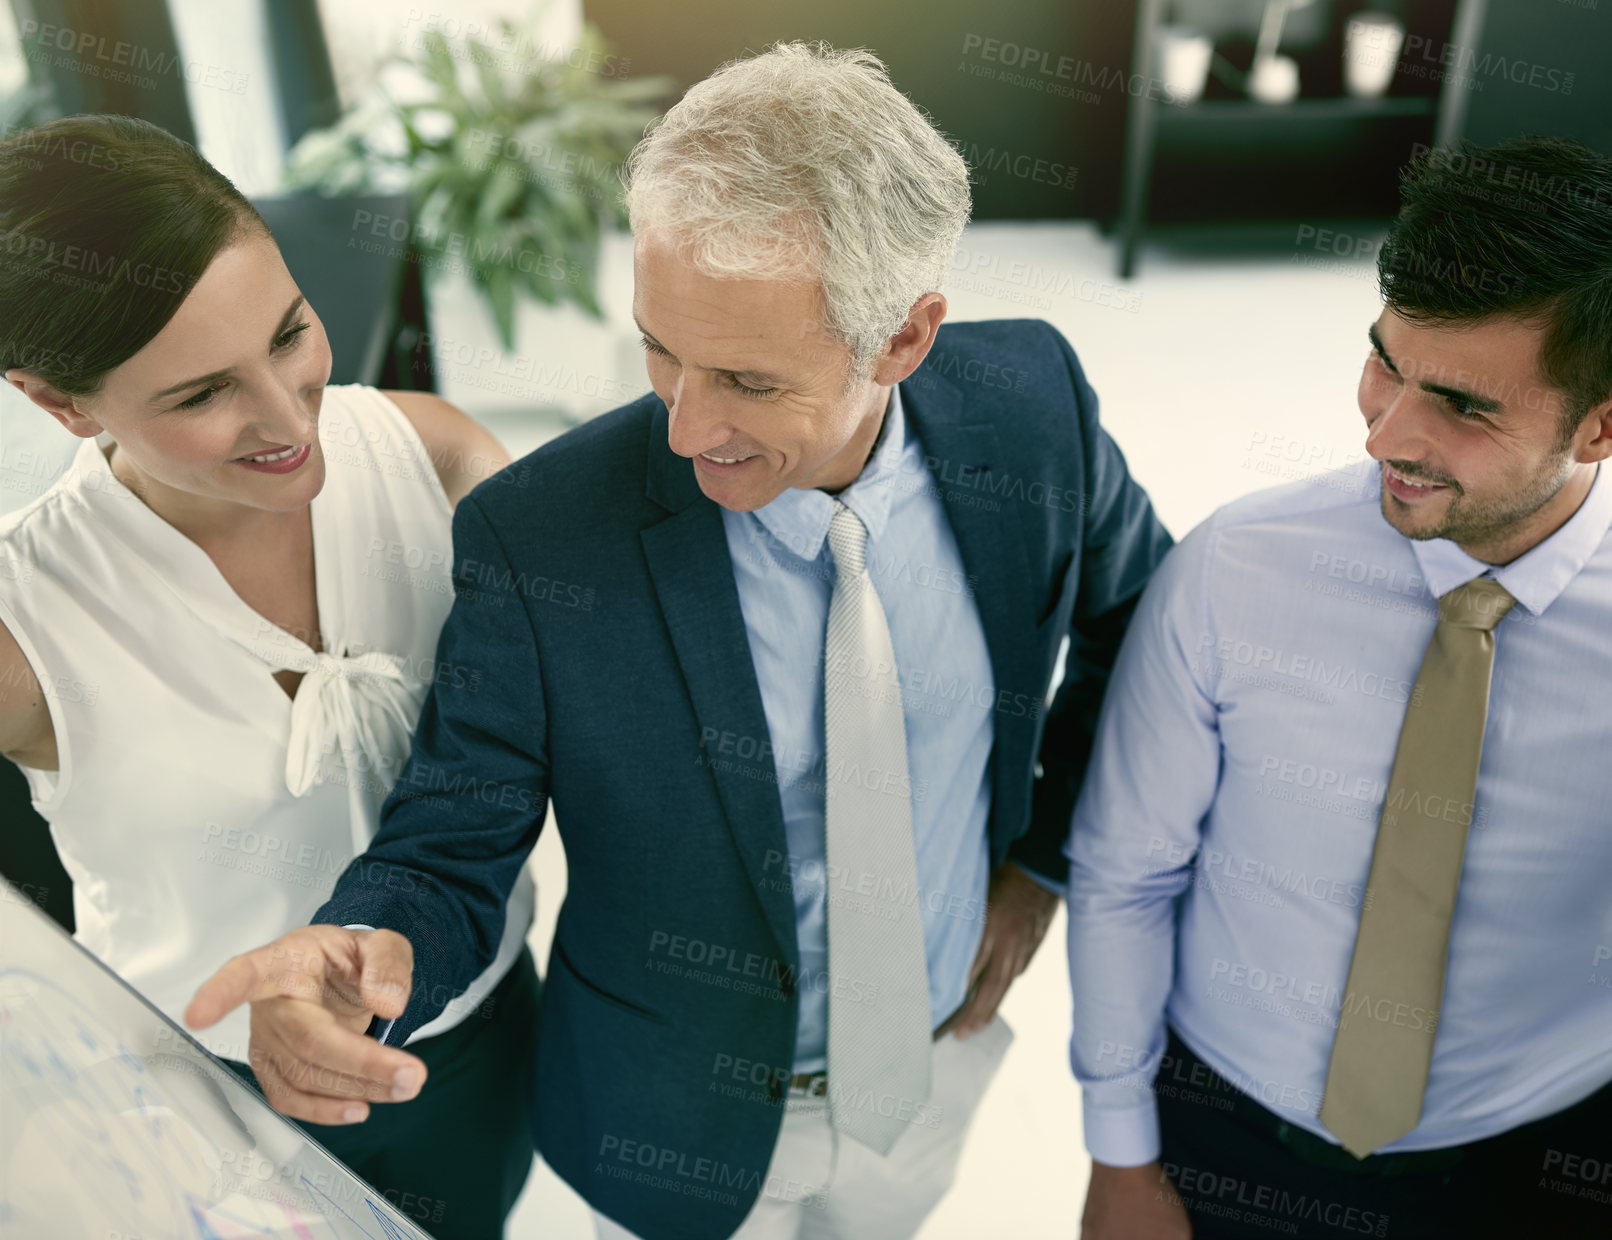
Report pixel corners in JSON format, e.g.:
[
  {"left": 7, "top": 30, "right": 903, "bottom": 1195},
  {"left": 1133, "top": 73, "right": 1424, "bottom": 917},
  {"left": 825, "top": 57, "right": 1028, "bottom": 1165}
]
[{"left": 285, "top": 14, "right": 672, "bottom": 419}]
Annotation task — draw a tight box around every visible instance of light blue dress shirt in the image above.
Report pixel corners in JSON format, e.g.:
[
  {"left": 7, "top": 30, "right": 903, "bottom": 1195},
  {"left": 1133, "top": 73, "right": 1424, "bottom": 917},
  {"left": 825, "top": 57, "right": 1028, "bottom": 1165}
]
[
  {"left": 722, "top": 384, "right": 995, "bottom": 1073},
  {"left": 1066, "top": 458, "right": 1612, "bottom": 1165}
]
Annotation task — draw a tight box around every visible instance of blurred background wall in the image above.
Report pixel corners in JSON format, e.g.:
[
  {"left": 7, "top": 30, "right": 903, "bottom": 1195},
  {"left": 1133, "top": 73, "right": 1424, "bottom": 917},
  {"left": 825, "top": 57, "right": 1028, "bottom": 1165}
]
[{"left": 2, "top": 0, "right": 1606, "bottom": 427}]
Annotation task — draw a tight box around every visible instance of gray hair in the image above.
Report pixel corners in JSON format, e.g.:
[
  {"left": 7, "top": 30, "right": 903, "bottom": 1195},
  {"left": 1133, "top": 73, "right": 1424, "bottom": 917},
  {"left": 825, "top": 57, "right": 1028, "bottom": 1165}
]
[{"left": 624, "top": 41, "right": 971, "bottom": 373}]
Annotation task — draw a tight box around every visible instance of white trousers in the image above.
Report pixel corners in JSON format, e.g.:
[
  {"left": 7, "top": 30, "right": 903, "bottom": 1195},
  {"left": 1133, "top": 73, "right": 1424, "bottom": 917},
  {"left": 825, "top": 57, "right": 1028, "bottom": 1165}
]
[{"left": 592, "top": 1015, "right": 1013, "bottom": 1240}]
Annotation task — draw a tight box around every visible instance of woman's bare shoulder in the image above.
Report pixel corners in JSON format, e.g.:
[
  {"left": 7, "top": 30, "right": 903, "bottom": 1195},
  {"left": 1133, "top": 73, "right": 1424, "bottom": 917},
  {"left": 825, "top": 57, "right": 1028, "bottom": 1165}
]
[
  {"left": 0, "top": 615, "right": 54, "bottom": 770},
  {"left": 380, "top": 390, "right": 511, "bottom": 507}
]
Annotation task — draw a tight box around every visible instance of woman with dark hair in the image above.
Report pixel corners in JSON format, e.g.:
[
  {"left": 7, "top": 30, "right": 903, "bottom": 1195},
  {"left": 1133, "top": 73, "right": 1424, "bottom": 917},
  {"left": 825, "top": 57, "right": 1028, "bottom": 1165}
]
[{"left": 0, "top": 114, "right": 538, "bottom": 1238}]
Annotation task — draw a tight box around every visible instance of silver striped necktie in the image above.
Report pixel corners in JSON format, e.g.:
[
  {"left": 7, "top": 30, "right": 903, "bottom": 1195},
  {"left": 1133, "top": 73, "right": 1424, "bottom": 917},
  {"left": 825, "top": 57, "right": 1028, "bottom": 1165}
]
[{"left": 822, "top": 501, "right": 933, "bottom": 1155}]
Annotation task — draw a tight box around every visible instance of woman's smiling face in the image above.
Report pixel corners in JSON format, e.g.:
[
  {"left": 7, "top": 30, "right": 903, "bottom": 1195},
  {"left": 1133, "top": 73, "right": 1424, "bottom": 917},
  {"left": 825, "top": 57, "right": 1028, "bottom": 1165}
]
[{"left": 50, "top": 230, "right": 335, "bottom": 514}]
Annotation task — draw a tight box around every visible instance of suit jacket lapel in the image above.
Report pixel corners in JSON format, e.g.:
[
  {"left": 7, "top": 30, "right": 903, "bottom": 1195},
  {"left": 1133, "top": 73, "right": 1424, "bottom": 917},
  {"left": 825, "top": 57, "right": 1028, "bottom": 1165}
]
[
  {"left": 640, "top": 408, "right": 800, "bottom": 966},
  {"left": 901, "top": 374, "right": 1039, "bottom": 845}
]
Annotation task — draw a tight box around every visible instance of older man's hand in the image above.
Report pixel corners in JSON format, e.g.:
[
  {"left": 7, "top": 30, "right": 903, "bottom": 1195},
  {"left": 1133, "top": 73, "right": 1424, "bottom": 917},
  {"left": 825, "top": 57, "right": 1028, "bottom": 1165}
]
[
  {"left": 185, "top": 925, "right": 426, "bottom": 1124},
  {"left": 941, "top": 861, "right": 1059, "bottom": 1037}
]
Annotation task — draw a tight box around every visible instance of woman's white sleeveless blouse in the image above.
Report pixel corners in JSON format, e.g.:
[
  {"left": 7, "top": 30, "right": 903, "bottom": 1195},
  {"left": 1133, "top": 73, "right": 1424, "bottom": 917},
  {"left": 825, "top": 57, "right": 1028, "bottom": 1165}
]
[{"left": 0, "top": 385, "right": 534, "bottom": 1060}]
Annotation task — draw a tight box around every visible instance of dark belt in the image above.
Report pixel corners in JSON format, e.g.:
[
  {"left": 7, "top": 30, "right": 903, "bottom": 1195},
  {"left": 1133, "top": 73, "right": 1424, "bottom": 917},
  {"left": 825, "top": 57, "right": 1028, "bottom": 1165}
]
[
  {"left": 789, "top": 1006, "right": 962, "bottom": 1095},
  {"left": 1163, "top": 1028, "right": 1468, "bottom": 1177},
  {"left": 1268, "top": 1116, "right": 1466, "bottom": 1176}
]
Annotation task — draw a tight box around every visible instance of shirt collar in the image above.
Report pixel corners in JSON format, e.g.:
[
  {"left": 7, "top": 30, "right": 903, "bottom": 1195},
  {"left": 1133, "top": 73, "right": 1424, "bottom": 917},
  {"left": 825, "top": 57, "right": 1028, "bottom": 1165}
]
[
  {"left": 747, "top": 384, "right": 907, "bottom": 562},
  {"left": 1408, "top": 462, "right": 1612, "bottom": 615}
]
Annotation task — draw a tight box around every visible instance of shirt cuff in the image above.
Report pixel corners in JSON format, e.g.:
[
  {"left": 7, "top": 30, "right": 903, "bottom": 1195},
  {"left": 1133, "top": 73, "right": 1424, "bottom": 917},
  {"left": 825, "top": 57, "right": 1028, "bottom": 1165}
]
[
  {"left": 1083, "top": 1096, "right": 1162, "bottom": 1167},
  {"left": 342, "top": 925, "right": 396, "bottom": 1043}
]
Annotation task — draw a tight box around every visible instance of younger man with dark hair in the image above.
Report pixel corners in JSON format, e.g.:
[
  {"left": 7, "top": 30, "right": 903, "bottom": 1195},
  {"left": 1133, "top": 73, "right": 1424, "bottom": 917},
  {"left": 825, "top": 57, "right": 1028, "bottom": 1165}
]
[{"left": 1071, "top": 136, "right": 1612, "bottom": 1239}]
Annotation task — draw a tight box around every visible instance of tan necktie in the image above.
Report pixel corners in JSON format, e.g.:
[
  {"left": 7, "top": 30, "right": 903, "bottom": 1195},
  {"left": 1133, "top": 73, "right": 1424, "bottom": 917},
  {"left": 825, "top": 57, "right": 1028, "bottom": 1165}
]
[
  {"left": 823, "top": 503, "right": 932, "bottom": 1155},
  {"left": 1319, "top": 577, "right": 1516, "bottom": 1158}
]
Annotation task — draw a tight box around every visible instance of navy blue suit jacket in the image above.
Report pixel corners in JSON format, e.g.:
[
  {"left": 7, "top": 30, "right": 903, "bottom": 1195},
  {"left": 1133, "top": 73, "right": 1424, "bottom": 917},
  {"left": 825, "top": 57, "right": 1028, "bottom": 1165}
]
[{"left": 315, "top": 319, "right": 1171, "bottom": 1239}]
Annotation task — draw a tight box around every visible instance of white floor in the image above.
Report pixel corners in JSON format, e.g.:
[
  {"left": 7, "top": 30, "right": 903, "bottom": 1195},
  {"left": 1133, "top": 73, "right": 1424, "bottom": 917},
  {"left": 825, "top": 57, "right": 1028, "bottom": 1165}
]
[{"left": 0, "top": 218, "right": 1390, "bottom": 1238}]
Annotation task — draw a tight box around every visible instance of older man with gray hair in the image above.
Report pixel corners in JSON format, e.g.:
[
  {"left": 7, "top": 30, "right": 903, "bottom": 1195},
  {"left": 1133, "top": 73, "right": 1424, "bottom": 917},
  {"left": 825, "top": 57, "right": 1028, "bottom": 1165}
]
[{"left": 192, "top": 41, "right": 1170, "bottom": 1240}]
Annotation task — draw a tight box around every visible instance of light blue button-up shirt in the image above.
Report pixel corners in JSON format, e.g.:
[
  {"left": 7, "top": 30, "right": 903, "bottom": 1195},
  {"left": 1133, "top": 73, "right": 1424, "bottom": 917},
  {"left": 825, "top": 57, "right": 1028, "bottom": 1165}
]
[
  {"left": 1067, "top": 458, "right": 1612, "bottom": 1164},
  {"left": 722, "top": 384, "right": 994, "bottom": 1073}
]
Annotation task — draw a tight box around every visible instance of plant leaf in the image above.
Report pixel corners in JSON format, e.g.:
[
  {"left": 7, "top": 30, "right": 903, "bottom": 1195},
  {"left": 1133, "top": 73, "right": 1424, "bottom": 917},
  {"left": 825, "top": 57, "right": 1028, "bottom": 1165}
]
[{"left": 281, "top": 14, "right": 672, "bottom": 332}]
